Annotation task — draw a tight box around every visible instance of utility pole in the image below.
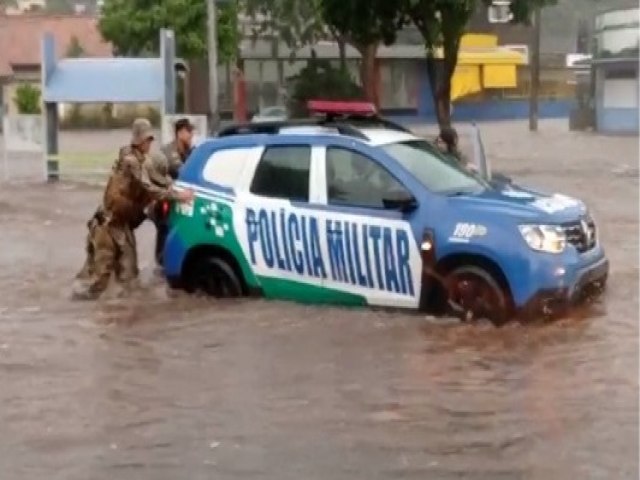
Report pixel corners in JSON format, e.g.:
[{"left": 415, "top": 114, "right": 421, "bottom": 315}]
[
  {"left": 206, "top": 0, "right": 220, "bottom": 134},
  {"left": 529, "top": 6, "right": 541, "bottom": 132}
]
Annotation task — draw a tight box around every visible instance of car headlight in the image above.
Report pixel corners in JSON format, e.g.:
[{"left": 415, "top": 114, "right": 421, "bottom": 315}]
[{"left": 519, "top": 224, "right": 566, "bottom": 254}]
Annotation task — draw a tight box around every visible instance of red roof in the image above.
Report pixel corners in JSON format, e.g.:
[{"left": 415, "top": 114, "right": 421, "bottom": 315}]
[{"left": 0, "top": 14, "right": 112, "bottom": 76}]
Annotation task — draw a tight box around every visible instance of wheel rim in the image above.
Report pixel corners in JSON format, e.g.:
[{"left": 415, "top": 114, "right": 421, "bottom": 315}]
[{"left": 447, "top": 272, "right": 502, "bottom": 322}]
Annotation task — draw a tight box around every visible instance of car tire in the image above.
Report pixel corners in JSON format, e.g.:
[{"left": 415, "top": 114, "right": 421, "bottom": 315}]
[
  {"left": 443, "top": 265, "right": 510, "bottom": 326},
  {"left": 185, "top": 256, "right": 243, "bottom": 298}
]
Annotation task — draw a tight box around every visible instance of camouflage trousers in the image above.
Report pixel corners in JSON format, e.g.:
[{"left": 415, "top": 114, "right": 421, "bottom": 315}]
[{"left": 74, "top": 215, "right": 139, "bottom": 300}]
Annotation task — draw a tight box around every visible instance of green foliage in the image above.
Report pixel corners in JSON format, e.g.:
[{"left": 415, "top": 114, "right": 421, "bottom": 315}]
[
  {"left": 98, "top": 0, "right": 239, "bottom": 61},
  {"left": 13, "top": 84, "right": 41, "bottom": 115},
  {"left": 321, "top": 0, "right": 407, "bottom": 51},
  {"left": 245, "top": 0, "right": 326, "bottom": 54},
  {"left": 61, "top": 105, "right": 161, "bottom": 130},
  {"left": 287, "top": 56, "right": 364, "bottom": 117}
]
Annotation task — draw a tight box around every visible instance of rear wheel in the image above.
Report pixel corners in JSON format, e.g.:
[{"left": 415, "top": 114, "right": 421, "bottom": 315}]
[
  {"left": 444, "top": 265, "right": 510, "bottom": 326},
  {"left": 184, "top": 256, "right": 243, "bottom": 298}
]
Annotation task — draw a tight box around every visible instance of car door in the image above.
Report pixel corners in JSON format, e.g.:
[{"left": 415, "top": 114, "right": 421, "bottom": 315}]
[
  {"left": 314, "top": 144, "right": 423, "bottom": 309},
  {"left": 233, "top": 142, "right": 331, "bottom": 301}
]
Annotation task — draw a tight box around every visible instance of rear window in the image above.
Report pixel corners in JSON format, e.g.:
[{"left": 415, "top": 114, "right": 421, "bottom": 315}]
[
  {"left": 202, "top": 147, "right": 256, "bottom": 188},
  {"left": 250, "top": 145, "right": 311, "bottom": 201}
]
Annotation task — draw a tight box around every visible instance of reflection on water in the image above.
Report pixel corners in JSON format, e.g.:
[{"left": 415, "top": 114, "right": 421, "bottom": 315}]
[{"left": 0, "top": 284, "right": 636, "bottom": 480}]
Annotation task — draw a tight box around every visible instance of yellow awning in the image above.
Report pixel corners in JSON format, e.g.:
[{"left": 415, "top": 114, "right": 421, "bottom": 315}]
[
  {"left": 432, "top": 33, "right": 527, "bottom": 66},
  {"left": 431, "top": 48, "right": 526, "bottom": 65},
  {"left": 483, "top": 64, "right": 518, "bottom": 88},
  {"left": 432, "top": 33, "right": 526, "bottom": 101},
  {"left": 451, "top": 65, "right": 482, "bottom": 101}
]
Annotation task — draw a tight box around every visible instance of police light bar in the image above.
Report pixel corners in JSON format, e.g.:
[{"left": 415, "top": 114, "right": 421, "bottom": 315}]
[{"left": 307, "top": 100, "right": 377, "bottom": 116}]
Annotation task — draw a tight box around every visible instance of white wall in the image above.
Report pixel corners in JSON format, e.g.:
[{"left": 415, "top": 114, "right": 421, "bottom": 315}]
[{"left": 602, "top": 78, "right": 638, "bottom": 109}]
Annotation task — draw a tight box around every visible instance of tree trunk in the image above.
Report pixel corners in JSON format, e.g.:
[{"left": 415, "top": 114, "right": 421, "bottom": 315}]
[
  {"left": 338, "top": 37, "right": 347, "bottom": 73},
  {"left": 426, "top": 44, "right": 459, "bottom": 132},
  {"left": 358, "top": 43, "right": 379, "bottom": 107},
  {"left": 425, "top": 55, "right": 448, "bottom": 130}
]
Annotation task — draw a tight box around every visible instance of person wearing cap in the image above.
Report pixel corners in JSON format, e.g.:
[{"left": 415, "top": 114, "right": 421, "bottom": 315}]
[
  {"left": 145, "top": 117, "right": 195, "bottom": 266},
  {"left": 72, "top": 118, "right": 193, "bottom": 300},
  {"left": 161, "top": 117, "right": 195, "bottom": 180}
]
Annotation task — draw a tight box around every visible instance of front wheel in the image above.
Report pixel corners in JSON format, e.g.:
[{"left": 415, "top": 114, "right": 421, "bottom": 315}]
[
  {"left": 184, "top": 256, "right": 243, "bottom": 298},
  {"left": 444, "top": 265, "right": 511, "bottom": 326}
]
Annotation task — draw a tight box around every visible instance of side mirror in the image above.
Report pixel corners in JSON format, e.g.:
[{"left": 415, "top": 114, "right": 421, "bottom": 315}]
[{"left": 383, "top": 191, "right": 418, "bottom": 213}]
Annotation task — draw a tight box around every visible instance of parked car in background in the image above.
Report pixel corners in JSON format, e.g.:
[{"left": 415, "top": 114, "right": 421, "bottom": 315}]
[{"left": 251, "top": 106, "right": 288, "bottom": 123}]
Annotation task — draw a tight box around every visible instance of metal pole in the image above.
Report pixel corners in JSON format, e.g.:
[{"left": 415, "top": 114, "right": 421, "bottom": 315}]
[
  {"left": 207, "top": 0, "right": 220, "bottom": 134},
  {"left": 46, "top": 103, "right": 59, "bottom": 182},
  {"left": 529, "top": 6, "right": 541, "bottom": 132}
]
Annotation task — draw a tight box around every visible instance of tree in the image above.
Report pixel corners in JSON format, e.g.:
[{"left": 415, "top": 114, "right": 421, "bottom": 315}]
[
  {"left": 98, "top": 0, "right": 239, "bottom": 61},
  {"left": 287, "top": 53, "right": 364, "bottom": 116},
  {"left": 405, "top": 0, "right": 556, "bottom": 130},
  {"left": 321, "top": 0, "right": 407, "bottom": 107},
  {"left": 245, "top": 0, "right": 326, "bottom": 55}
]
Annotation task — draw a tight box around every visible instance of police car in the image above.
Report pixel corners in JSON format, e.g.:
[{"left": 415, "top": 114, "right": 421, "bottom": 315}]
[{"left": 161, "top": 101, "right": 608, "bottom": 325}]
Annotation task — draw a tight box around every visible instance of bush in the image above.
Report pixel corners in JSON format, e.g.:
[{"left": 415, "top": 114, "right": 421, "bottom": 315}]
[
  {"left": 287, "top": 55, "right": 364, "bottom": 118},
  {"left": 60, "top": 105, "right": 161, "bottom": 130},
  {"left": 14, "top": 83, "right": 42, "bottom": 114}
]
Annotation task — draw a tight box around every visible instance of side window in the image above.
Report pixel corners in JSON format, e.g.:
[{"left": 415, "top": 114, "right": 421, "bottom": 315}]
[
  {"left": 250, "top": 145, "right": 311, "bottom": 201},
  {"left": 326, "top": 147, "right": 409, "bottom": 209}
]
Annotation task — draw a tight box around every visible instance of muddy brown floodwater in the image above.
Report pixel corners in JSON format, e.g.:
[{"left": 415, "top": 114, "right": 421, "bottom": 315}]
[{"left": 0, "top": 121, "right": 638, "bottom": 480}]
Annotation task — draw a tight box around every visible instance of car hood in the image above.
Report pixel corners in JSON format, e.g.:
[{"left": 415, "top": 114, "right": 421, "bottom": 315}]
[{"left": 447, "top": 183, "right": 588, "bottom": 223}]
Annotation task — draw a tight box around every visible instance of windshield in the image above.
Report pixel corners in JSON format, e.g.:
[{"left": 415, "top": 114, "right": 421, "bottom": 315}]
[{"left": 382, "top": 140, "right": 489, "bottom": 195}]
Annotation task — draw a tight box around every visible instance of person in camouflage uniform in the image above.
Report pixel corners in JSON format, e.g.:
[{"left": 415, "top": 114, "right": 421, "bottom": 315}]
[
  {"left": 72, "top": 119, "right": 193, "bottom": 300},
  {"left": 74, "top": 206, "right": 146, "bottom": 282},
  {"left": 75, "top": 150, "right": 172, "bottom": 281}
]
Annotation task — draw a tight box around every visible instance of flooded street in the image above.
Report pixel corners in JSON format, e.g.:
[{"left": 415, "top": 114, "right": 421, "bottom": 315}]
[{"left": 0, "top": 121, "right": 637, "bottom": 479}]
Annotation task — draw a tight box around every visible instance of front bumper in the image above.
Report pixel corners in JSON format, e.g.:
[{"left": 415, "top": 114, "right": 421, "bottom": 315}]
[{"left": 520, "top": 256, "right": 609, "bottom": 318}]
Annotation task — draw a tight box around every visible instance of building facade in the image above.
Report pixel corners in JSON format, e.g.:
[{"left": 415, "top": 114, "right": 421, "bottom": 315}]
[
  {"left": 186, "top": 0, "right": 592, "bottom": 122},
  {"left": 592, "top": 5, "right": 639, "bottom": 134}
]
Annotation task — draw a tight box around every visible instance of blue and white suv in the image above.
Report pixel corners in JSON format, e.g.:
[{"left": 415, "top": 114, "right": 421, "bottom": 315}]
[{"left": 162, "top": 112, "right": 608, "bottom": 325}]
